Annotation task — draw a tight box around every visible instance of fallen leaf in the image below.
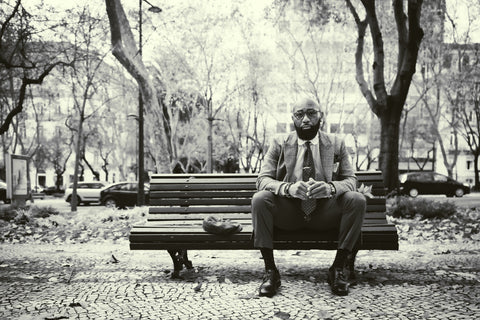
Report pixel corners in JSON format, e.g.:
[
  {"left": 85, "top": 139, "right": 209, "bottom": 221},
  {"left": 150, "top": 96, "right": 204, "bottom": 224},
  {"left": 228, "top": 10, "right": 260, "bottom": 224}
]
[
  {"left": 274, "top": 311, "right": 290, "bottom": 319},
  {"left": 193, "top": 282, "right": 202, "bottom": 292}
]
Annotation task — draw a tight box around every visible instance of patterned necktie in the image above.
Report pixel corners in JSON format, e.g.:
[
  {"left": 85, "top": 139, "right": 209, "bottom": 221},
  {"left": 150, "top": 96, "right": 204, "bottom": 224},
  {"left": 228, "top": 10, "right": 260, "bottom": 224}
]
[{"left": 301, "top": 141, "right": 316, "bottom": 220}]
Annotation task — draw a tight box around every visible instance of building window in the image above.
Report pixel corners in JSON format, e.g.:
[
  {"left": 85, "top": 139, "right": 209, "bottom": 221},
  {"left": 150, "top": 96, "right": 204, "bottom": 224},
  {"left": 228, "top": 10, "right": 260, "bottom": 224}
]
[
  {"left": 467, "top": 160, "right": 472, "bottom": 170},
  {"left": 443, "top": 53, "right": 452, "bottom": 69},
  {"left": 462, "top": 54, "right": 470, "bottom": 69},
  {"left": 343, "top": 123, "right": 354, "bottom": 134}
]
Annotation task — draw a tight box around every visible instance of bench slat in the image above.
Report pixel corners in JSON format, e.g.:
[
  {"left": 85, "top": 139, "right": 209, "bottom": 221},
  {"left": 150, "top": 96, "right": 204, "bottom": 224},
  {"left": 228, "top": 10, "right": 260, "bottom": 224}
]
[
  {"left": 130, "top": 223, "right": 395, "bottom": 235},
  {"left": 136, "top": 217, "right": 389, "bottom": 227},
  {"left": 150, "top": 190, "right": 387, "bottom": 200},
  {"left": 130, "top": 241, "right": 398, "bottom": 250},
  {"left": 149, "top": 206, "right": 252, "bottom": 214},
  {"left": 151, "top": 184, "right": 257, "bottom": 191},
  {"left": 150, "top": 173, "right": 257, "bottom": 179},
  {"left": 147, "top": 212, "right": 386, "bottom": 221},
  {"left": 147, "top": 203, "right": 386, "bottom": 212},
  {"left": 146, "top": 210, "right": 389, "bottom": 220},
  {"left": 149, "top": 191, "right": 256, "bottom": 199},
  {"left": 150, "top": 198, "right": 253, "bottom": 206},
  {"left": 147, "top": 198, "right": 386, "bottom": 212}
]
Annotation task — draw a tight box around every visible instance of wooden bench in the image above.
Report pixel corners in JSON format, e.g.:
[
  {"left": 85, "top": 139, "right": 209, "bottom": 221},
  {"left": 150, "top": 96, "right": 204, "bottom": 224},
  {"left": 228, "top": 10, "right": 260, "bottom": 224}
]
[{"left": 130, "top": 171, "right": 398, "bottom": 278}]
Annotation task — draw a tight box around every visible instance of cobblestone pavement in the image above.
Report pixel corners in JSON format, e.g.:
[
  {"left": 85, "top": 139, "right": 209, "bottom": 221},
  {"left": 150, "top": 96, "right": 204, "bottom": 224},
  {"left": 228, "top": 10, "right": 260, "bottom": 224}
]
[{"left": 0, "top": 240, "right": 479, "bottom": 319}]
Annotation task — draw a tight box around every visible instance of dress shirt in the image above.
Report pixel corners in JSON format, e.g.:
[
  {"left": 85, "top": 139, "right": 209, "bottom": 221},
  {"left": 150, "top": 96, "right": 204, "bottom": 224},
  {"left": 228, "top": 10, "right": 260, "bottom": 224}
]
[{"left": 293, "top": 134, "right": 321, "bottom": 182}]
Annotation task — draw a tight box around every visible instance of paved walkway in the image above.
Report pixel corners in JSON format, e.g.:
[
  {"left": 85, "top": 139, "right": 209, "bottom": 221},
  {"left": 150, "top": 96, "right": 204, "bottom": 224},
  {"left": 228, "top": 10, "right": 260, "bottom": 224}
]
[{"left": 0, "top": 240, "right": 479, "bottom": 319}]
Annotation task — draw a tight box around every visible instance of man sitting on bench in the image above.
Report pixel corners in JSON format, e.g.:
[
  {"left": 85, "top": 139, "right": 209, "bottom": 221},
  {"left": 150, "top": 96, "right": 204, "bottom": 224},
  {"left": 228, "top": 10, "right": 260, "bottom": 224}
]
[{"left": 251, "top": 98, "right": 366, "bottom": 297}]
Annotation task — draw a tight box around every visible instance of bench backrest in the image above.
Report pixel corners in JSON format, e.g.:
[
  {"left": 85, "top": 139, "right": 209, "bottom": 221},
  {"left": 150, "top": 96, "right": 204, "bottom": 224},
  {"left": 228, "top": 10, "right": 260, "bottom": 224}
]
[{"left": 148, "top": 171, "right": 385, "bottom": 212}]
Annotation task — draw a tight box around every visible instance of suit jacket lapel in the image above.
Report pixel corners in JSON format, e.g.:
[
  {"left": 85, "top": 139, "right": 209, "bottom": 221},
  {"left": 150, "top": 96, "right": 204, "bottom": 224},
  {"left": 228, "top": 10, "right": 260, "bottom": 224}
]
[
  {"left": 319, "top": 132, "right": 334, "bottom": 182},
  {"left": 284, "top": 132, "right": 297, "bottom": 182}
]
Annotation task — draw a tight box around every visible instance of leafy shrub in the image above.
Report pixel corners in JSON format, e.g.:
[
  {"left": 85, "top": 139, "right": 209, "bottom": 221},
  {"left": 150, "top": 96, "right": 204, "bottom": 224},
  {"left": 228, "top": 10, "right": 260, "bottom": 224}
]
[
  {"left": 0, "top": 203, "right": 30, "bottom": 222},
  {"left": 0, "top": 207, "right": 17, "bottom": 222},
  {"left": 388, "top": 196, "right": 458, "bottom": 219},
  {"left": 0, "top": 204, "right": 59, "bottom": 222},
  {"left": 29, "top": 205, "right": 59, "bottom": 218},
  {"left": 14, "top": 212, "right": 30, "bottom": 225}
]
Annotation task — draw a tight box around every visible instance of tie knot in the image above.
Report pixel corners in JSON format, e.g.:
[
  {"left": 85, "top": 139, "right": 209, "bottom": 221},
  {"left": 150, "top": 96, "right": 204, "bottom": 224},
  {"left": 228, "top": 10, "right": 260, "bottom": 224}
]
[{"left": 305, "top": 141, "right": 311, "bottom": 149}]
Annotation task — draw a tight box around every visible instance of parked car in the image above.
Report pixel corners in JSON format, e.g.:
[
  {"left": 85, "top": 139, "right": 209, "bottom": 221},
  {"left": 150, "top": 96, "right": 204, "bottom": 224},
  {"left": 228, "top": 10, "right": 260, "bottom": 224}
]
[
  {"left": 0, "top": 180, "right": 8, "bottom": 203},
  {"left": 64, "top": 181, "right": 108, "bottom": 205},
  {"left": 100, "top": 181, "right": 150, "bottom": 208},
  {"left": 42, "top": 186, "right": 64, "bottom": 196},
  {"left": 399, "top": 172, "right": 470, "bottom": 198}
]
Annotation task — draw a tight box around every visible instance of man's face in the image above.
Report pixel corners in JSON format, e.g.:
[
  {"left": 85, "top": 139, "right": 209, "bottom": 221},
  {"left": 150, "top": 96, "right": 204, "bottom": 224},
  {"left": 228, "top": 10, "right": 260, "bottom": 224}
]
[{"left": 292, "top": 100, "right": 322, "bottom": 140}]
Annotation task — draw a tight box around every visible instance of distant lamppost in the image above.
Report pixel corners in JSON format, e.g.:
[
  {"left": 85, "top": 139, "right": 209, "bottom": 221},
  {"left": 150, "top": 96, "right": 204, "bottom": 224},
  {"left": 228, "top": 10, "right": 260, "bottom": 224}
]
[
  {"left": 127, "top": 113, "right": 139, "bottom": 179},
  {"left": 137, "top": 0, "right": 161, "bottom": 206}
]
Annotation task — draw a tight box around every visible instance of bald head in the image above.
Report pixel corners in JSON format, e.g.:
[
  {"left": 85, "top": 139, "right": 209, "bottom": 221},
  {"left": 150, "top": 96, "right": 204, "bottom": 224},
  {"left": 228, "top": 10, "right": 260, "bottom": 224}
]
[{"left": 292, "top": 98, "right": 321, "bottom": 114}]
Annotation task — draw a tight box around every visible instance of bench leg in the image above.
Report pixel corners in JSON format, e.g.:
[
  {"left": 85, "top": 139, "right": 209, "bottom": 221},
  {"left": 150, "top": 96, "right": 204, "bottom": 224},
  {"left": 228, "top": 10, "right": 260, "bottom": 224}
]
[{"left": 167, "top": 249, "right": 193, "bottom": 278}]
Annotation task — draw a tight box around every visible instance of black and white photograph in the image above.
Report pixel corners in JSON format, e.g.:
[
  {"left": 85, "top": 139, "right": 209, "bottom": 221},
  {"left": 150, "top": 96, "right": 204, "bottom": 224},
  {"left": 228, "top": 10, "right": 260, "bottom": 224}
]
[{"left": 0, "top": 0, "right": 479, "bottom": 319}]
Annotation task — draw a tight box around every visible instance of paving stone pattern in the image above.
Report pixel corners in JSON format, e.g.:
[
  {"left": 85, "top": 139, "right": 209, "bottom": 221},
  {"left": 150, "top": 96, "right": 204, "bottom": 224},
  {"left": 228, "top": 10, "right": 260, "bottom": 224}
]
[{"left": 0, "top": 240, "right": 479, "bottom": 319}]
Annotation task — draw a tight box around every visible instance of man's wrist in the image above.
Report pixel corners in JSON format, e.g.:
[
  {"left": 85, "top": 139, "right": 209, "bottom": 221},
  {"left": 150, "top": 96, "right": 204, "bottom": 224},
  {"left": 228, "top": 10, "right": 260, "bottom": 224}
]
[
  {"left": 328, "top": 182, "right": 336, "bottom": 196},
  {"left": 284, "top": 183, "right": 293, "bottom": 198}
]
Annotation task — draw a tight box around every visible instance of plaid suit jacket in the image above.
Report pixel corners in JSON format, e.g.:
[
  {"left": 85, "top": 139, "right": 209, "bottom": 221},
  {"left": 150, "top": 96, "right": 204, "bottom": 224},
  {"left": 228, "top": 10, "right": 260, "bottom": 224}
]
[{"left": 257, "top": 130, "right": 357, "bottom": 196}]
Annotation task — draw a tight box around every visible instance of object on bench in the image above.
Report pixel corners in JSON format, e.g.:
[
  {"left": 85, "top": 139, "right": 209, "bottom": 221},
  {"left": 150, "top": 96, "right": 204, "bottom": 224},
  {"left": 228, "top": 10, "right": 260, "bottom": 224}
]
[
  {"left": 202, "top": 216, "right": 243, "bottom": 235},
  {"left": 130, "top": 172, "right": 398, "bottom": 278}
]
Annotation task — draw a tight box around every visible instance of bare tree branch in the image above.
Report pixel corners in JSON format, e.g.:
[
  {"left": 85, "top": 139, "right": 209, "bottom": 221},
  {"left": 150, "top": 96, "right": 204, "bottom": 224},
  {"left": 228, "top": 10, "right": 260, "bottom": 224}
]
[
  {"left": 345, "top": 0, "right": 379, "bottom": 115},
  {"left": 0, "top": 60, "right": 74, "bottom": 134}
]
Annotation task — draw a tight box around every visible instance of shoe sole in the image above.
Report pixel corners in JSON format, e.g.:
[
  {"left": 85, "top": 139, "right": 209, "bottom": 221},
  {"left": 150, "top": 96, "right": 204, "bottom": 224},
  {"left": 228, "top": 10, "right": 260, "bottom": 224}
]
[
  {"left": 258, "top": 280, "right": 281, "bottom": 297},
  {"left": 327, "top": 275, "right": 349, "bottom": 296},
  {"left": 332, "top": 287, "right": 349, "bottom": 296}
]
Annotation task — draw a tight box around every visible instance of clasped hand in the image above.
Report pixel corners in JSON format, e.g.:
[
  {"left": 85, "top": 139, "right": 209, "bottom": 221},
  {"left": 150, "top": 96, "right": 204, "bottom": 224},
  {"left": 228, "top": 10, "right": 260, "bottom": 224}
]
[{"left": 289, "top": 178, "right": 331, "bottom": 200}]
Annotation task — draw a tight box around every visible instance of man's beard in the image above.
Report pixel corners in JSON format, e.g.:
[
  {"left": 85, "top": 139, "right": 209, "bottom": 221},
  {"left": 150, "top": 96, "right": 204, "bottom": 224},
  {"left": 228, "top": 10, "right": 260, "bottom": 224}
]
[{"left": 294, "top": 121, "right": 320, "bottom": 140}]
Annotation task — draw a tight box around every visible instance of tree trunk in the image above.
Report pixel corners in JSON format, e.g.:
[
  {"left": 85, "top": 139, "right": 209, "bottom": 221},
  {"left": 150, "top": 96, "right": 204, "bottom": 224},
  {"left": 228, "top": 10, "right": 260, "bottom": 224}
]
[
  {"left": 82, "top": 155, "right": 100, "bottom": 180},
  {"left": 474, "top": 153, "right": 480, "bottom": 191},
  {"left": 71, "top": 122, "right": 83, "bottom": 212},
  {"left": 347, "top": 0, "right": 423, "bottom": 192},
  {"left": 379, "top": 106, "right": 401, "bottom": 192},
  {"left": 207, "top": 116, "right": 213, "bottom": 173},
  {"left": 105, "top": 0, "right": 170, "bottom": 173}
]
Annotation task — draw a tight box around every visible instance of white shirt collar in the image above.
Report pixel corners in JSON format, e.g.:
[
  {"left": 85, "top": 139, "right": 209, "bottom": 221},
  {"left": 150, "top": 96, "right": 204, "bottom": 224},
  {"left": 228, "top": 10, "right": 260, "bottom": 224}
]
[{"left": 297, "top": 133, "right": 319, "bottom": 146}]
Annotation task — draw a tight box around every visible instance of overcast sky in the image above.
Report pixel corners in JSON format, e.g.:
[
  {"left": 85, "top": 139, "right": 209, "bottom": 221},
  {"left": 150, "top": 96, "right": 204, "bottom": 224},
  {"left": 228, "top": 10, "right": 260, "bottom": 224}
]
[{"left": 21, "top": 0, "right": 480, "bottom": 43}]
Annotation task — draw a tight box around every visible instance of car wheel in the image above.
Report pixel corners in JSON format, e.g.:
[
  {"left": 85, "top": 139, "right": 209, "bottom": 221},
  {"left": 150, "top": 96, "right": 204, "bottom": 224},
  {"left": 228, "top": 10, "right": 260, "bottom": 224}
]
[
  {"left": 409, "top": 188, "right": 419, "bottom": 198},
  {"left": 105, "top": 198, "right": 117, "bottom": 208},
  {"left": 66, "top": 195, "right": 72, "bottom": 203},
  {"left": 454, "top": 188, "right": 464, "bottom": 197}
]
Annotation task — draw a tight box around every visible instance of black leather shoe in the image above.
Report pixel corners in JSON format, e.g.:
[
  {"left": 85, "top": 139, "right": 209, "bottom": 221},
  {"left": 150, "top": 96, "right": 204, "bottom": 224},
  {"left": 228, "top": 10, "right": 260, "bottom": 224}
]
[
  {"left": 327, "top": 266, "right": 349, "bottom": 296},
  {"left": 259, "top": 269, "right": 281, "bottom": 297},
  {"left": 346, "top": 251, "right": 357, "bottom": 286},
  {"left": 348, "top": 270, "right": 357, "bottom": 286}
]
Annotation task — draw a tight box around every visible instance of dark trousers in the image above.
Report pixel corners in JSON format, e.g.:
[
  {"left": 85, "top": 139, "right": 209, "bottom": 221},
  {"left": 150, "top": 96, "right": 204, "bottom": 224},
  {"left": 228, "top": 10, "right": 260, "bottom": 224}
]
[{"left": 251, "top": 190, "right": 366, "bottom": 251}]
